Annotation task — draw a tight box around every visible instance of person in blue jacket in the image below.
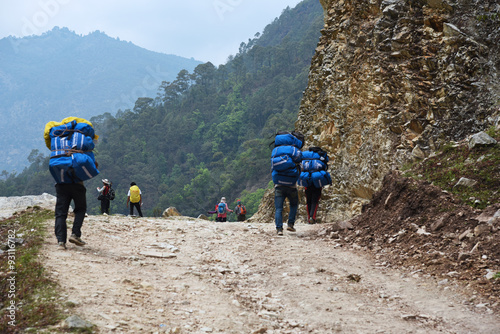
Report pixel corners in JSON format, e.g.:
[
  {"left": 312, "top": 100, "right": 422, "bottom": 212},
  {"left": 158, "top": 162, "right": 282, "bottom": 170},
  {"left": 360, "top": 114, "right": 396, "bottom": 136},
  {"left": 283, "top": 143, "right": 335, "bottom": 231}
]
[{"left": 270, "top": 131, "right": 304, "bottom": 235}]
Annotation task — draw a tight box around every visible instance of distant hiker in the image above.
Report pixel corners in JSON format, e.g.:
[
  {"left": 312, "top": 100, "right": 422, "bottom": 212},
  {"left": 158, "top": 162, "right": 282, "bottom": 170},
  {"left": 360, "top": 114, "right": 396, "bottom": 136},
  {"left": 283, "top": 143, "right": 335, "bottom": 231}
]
[
  {"left": 127, "top": 182, "right": 143, "bottom": 217},
  {"left": 215, "top": 197, "right": 233, "bottom": 222},
  {"left": 97, "top": 178, "right": 113, "bottom": 215},
  {"left": 270, "top": 131, "right": 304, "bottom": 235},
  {"left": 44, "top": 117, "right": 99, "bottom": 249},
  {"left": 298, "top": 147, "right": 332, "bottom": 224},
  {"left": 234, "top": 199, "right": 247, "bottom": 221}
]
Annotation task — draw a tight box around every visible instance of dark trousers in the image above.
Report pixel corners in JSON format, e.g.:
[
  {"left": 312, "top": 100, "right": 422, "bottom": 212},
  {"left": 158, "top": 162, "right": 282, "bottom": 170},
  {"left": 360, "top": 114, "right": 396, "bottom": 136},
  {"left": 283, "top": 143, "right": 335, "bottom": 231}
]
[
  {"left": 274, "top": 186, "right": 299, "bottom": 230},
  {"left": 55, "top": 183, "right": 87, "bottom": 243},
  {"left": 100, "top": 198, "right": 110, "bottom": 214},
  {"left": 237, "top": 214, "right": 246, "bottom": 222},
  {"left": 130, "top": 202, "right": 143, "bottom": 217},
  {"left": 305, "top": 186, "right": 322, "bottom": 221}
]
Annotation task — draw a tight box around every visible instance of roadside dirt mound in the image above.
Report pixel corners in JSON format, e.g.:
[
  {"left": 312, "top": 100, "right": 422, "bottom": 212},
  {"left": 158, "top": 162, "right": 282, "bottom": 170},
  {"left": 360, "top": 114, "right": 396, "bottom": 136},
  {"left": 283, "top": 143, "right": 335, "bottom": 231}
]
[{"left": 320, "top": 170, "right": 500, "bottom": 312}]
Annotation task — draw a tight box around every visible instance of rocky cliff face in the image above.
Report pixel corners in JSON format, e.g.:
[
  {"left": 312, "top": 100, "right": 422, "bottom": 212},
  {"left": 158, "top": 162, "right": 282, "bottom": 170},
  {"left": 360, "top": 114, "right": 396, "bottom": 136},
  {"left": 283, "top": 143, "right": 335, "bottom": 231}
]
[{"left": 290, "top": 0, "right": 500, "bottom": 222}]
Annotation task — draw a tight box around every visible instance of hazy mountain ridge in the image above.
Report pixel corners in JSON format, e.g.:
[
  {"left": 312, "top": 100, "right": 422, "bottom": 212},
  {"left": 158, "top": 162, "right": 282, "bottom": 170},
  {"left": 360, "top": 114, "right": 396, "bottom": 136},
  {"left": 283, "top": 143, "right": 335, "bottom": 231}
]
[{"left": 0, "top": 26, "right": 202, "bottom": 172}]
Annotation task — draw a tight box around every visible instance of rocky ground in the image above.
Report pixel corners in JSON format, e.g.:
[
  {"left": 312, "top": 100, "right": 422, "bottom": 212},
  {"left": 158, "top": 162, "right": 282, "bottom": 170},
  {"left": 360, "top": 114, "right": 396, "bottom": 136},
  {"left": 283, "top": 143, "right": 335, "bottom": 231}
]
[{"left": 40, "top": 210, "right": 500, "bottom": 333}]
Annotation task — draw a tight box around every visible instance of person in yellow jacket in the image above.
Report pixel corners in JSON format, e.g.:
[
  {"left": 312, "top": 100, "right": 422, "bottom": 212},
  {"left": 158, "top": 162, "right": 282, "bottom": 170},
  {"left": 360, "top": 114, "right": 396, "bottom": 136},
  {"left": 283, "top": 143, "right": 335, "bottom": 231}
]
[{"left": 127, "top": 182, "right": 143, "bottom": 217}]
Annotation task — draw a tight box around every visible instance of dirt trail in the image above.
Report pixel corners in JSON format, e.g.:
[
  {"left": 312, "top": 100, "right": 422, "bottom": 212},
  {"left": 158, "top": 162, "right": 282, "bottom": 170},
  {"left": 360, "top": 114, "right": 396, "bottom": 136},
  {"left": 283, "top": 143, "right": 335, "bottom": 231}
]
[{"left": 41, "top": 215, "right": 500, "bottom": 333}]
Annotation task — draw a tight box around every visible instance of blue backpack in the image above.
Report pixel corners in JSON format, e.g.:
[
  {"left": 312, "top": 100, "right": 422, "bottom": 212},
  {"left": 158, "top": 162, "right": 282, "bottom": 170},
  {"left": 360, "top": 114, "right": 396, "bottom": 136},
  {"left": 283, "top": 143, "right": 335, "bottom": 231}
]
[{"left": 217, "top": 202, "right": 227, "bottom": 214}]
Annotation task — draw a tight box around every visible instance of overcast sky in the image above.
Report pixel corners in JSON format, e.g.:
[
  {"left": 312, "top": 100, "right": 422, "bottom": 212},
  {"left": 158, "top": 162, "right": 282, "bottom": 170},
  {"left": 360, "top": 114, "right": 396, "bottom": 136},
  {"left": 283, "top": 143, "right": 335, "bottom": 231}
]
[{"left": 0, "top": 0, "right": 304, "bottom": 65}]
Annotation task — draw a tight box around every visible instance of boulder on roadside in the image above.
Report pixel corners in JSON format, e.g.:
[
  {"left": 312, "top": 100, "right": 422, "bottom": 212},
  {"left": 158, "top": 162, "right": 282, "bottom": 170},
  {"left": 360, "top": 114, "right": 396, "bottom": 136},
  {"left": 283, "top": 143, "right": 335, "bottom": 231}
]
[{"left": 162, "top": 207, "right": 181, "bottom": 218}]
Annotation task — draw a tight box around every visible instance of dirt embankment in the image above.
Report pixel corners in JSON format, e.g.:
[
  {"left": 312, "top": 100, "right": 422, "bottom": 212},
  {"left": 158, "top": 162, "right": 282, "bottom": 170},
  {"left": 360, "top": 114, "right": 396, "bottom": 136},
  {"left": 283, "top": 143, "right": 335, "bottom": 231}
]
[
  {"left": 41, "top": 209, "right": 499, "bottom": 333},
  {"left": 320, "top": 171, "right": 500, "bottom": 315}
]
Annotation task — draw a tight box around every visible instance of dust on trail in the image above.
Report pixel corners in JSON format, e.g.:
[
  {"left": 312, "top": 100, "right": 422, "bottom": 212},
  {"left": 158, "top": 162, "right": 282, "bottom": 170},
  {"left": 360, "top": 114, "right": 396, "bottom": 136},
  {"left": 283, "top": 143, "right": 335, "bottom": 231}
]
[{"left": 41, "top": 215, "right": 500, "bottom": 333}]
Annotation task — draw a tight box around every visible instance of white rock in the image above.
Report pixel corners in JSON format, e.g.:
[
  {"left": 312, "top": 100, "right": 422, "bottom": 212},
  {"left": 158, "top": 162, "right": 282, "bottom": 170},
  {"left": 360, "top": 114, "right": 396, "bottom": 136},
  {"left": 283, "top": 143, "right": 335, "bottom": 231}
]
[
  {"left": 485, "top": 270, "right": 496, "bottom": 280},
  {"left": 139, "top": 251, "right": 177, "bottom": 258},
  {"left": 454, "top": 177, "right": 478, "bottom": 188},
  {"left": 443, "top": 23, "right": 463, "bottom": 37},
  {"left": 0, "top": 193, "right": 56, "bottom": 218},
  {"left": 469, "top": 131, "right": 497, "bottom": 149}
]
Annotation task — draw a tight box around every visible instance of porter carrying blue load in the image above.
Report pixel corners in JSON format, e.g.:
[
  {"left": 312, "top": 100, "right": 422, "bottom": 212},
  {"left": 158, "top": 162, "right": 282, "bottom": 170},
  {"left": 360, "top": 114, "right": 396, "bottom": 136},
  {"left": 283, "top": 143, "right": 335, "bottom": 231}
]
[
  {"left": 44, "top": 117, "right": 99, "bottom": 183},
  {"left": 298, "top": 146, "right": 332, "bottom": 224},
  {"left": 270, "top": 131, "right": 304, "bottom": 235},
  {"left": 270, "top": 131, "right": 304, "bottom": 186}
]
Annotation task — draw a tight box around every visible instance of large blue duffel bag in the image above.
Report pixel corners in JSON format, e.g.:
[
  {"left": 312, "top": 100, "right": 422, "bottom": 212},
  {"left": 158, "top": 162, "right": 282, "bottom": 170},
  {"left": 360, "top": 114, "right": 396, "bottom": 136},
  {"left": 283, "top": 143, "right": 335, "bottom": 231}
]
[
  {"left": 46, "top": 118, "right": 99, "bottom": 183},
  {"left": 274, "top": 133, "right": 303, "bottom": 149},
  {"left": 297, "top": 171, "right": 312, "bottom": 187},
  {"left": 301, "top": 159, "right": 327, "bottom": 173},
  {"left": 271, "top": 146, "right": 302, "bottom": 163},
  {"left": 298, "top": 170, "right": 332, "bottom": 188},
  {"left": 271, "top": 155, "right": 296, "bottom": 172},
  {"left": 301, "top": 149, "right": 329, "bottom": 162},
  {"left": 49, "top": 152, "right": 99, "bottom": 184},
  {"left": 51, "top": 132, "right": 95, "bottom": 155},
  {"left": 272, "top": 170, "right": 300, "bottom": 186},
  {"left": 311, "top": 170, "right": 332, "bottom": 188}
]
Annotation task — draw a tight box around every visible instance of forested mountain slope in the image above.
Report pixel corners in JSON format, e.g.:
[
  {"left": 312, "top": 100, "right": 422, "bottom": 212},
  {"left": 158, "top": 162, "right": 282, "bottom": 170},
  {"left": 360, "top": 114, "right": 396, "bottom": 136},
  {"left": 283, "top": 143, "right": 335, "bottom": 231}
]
[{"left": 0, "top": 0, "right": 324, "bottom": 218}]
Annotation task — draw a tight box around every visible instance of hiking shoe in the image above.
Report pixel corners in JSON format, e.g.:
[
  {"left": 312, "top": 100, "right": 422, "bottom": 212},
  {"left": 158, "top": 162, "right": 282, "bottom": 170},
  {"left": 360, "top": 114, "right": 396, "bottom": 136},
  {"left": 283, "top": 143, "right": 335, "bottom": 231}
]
[
  {"left": 308, "top": 218, "right": 316, "bottom": 225},
  {"left": 277, "top": 229, "right": 284, "bottom": 236},
  {"left": 286, "top": 225, "right": 296, "bottom": 232},
  {"left": 69, "top": 234, "right": 86, "bottom": 246},
  {"left": 58, "top": 242, "right": 67, "bottom": 249}
]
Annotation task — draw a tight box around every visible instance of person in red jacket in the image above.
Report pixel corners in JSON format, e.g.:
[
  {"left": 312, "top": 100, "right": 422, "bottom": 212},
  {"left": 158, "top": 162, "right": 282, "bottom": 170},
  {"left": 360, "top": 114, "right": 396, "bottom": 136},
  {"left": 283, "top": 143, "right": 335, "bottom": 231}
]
[
  {"left": 215, "top": 197, "right": 233, "bottom": 222},
  {"left": 97, "top": 179, "right": 111, "bottom": 215}
]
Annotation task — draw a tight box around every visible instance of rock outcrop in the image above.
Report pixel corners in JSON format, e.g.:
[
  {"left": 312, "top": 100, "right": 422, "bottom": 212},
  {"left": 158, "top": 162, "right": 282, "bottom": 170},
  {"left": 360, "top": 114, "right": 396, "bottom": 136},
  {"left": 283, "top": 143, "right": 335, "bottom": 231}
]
[
  {"left": 291, "top": 0, "right": 500, "bottom": 221},
  {"left": 162, "top": 207, "right": 181, "bottom": 218},
  {"left": 0, "top": 193, "right": 56, "bottom": 219}
]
